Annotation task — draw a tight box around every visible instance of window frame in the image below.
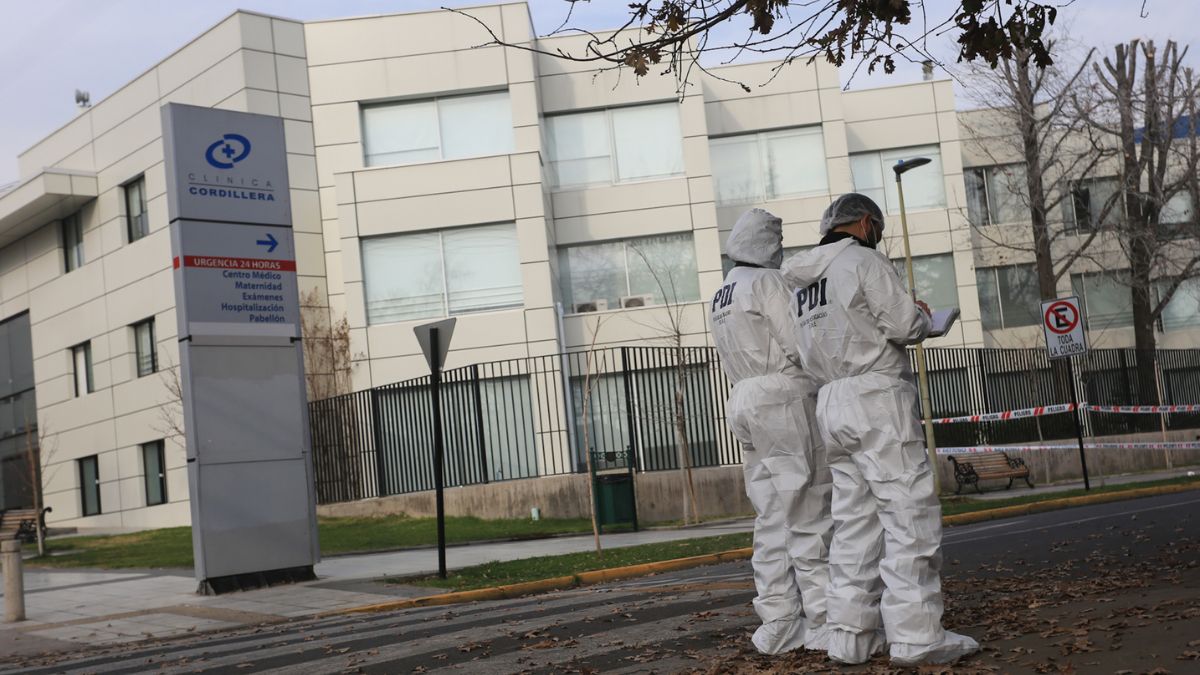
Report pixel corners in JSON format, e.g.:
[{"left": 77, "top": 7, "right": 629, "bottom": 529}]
[
  {"left": 850, "top": 145, "right": 947, "bottom": 214},
  {"left": 71, "top": 341, "right": 94, "bottom": 397},
  {"left": 965, "top": 164, "right": 1028, "bottom": 227},
  {"left": 1066, "top": 176, "right": 1124, "bottom": 232},
  {"left": 976, "top": 264, "right": 1041, "bottom": 331},
  {"left": 124, "top": 176, "right": 149, "bottom": 243},
  {"left": 709, "top": 126, "right": 829, "bottom": 206},
  {"left": 558, "top": 232, "right": 700, "bottom": 313},
  {"left": 359, "top": 90, "right": 514, "bottom": 168},
  {"left": 133, "top": 318, "right": 157, "bottom": 378},
  {"left": 1070, "top": 271, "right": 1134, "bottom": 330},
  {"left": 62, "top": 211, "right": 84, "bottom": 272},
  {"left": 142, "top": 440, "right": 167, "bottom": 506},
  {"left": 78, "top": 455, "right": 101, "bottom": 517},
  {"left": 546, "top": 102, "right": 685, "bottom": 190},
  {"left": 360, "top": 223, "right": 524, "bottom": 326}
]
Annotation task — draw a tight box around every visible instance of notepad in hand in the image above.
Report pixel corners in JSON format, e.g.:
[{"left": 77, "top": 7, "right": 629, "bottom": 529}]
[{"left": 927, "top": 307, "right": 960, "bottom": 338}]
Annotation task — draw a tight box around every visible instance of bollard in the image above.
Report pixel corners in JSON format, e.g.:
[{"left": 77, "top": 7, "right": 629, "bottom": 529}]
[{"left": 2, "top": 539, "right": 26, "bottom": 622}]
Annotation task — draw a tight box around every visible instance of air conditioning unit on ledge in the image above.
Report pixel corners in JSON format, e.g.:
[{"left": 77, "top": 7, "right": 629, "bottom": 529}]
[
  {"left": 620, "top": 294, "right": 655, "bottom": 309},
  {"left": 574, "top": 299, "right": 609, "bottom": 313}
]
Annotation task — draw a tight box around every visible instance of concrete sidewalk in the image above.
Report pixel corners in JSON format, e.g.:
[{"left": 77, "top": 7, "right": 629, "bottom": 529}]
[
  {"left": 0, "top": 518, "right": 752, "bottom": 654},
  {"left": 2, "top": 466, "right": 1195, "bottom": 656}
]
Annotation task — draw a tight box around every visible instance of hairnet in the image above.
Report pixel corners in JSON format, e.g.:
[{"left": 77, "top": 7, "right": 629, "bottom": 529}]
[{"left": 819, "top": 193, "right": 885, "bottom": 235}]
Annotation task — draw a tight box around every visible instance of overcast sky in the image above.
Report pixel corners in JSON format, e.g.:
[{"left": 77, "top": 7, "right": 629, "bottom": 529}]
[{"left": 1, "top": 0, "right": 1194, "bottom": 185}]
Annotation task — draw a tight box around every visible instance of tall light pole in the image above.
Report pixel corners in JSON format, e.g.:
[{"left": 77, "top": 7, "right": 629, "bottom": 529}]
[{"left": 893, "top": 157, "right": 941, "bottom": 494}]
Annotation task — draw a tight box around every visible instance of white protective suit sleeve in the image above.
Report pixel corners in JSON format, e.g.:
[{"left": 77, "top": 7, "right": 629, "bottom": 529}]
[{"left": 860, "top": 255, "right": 931, "bottom": 346}]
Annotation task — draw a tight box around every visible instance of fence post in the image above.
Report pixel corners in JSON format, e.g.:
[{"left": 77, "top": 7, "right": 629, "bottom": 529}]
[
  {"left": 471, "top": 364, "right": 489, "bottom": 483},
  {"left": 620, "top": 347, "right": 639, "bottom": 471}
]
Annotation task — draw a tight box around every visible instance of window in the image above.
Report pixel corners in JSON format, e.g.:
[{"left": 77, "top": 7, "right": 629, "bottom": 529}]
[
  {"left": 124, "top": 176, "right": 148, "bottom": 242},
  {"left": 546, "top": 103, "right": 684, "bottom": 188},
  {"left": 709, "top": 127, "right": 828, "bottom": 205},
  {"left": 133, "top": 319, "right": 157, "bottom": 377},
  {"left": 1159, "top": 190, "right": 1194, "bottom": 239},
  {"left": 78, "top": 455, "right": 100, "bottom": 516},
  {"left": 976, "top": 264, "right": 1041, "bottom": 330},
  {"left": 1159, "top": 277, "right": 1200, "bottom": 331},
  {"left": 62, "top": 212, "right": 84, "bottom": 272},
  {"left": 1066, "top": 177, "right": 1122, "bottom": 230},
  {"left": 965, "top": 164, "right": 1028, "bottom": 226},
  {"left": 890, "top": 253, "right": 959, "bottom": 312},
  {"left": 362, "top": 223, "right": 522, "bottom": 324},
  {"left": 361, "top": 91, "right": 513, "bottom": 167},
  {"left": 71, "top": 342, "right": 94, "bottom": 397},
  {"left": 1071, "top": 272, "right": 1133, "bottom": 330},
  {"left": 142, "top": 441, "right": 167, "bottom": 506},
  {"left": 850, "top": 145, "right": 946, "bottom": 213},
  {"left": 559, "top": 233, "right": 700, "bottom": 311}
]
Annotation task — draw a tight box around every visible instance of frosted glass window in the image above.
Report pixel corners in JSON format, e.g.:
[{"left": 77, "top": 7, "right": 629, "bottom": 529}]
[
  {"left": 1161, "top": 190, "right": 1194, "bottom": 223},
  {"left": 72, "top": 342, "right": 93, "bottom": 397},
  {"left": 133, "top": 319, "right": 157, "bottom": 377},
  {"left": 559, "top": 233, "right": 699, "bottom": 311},
  {"left": 611, "top": 104, "right": 684, "bottom": 182},
  {"left": 438, "top": 92, "right": 514, "bottom": 160},
  {"left": 852, "top": 145, "right": 945, "bottom": 213},
  {"left": 710, "top": 127, "right": 827, "bottom": 205},
  {"left": 443, "top": 225, "right": 523, "bottom": 315},
  {"left": 1159, "top": 278, "right": 1200, "bottom": 331},
  {"left": 892, "top": 253, "right": 958, "bottom": 311},
  {"left": 1066, "top": 177, "right": 1123, "bottom": 230},
  {"left": 362, "top": 225, "right": 522, "bottom": 325},
  {"left": 1071, "top": 272, "right": 1133, "bottom": 329},
  {"left": 546, "top": 112, "right": 611, "bottom": 186},
  {"left": 976, "top": 264, "right": 1040, "bottom": 330},
  {"left": 547, "top": 103, "right": 683, "bottom": 188},
  {"left": 966, "top": 164, "right": 1028, "bottom": 226},
  {"left": 361, "top": 91, "right": 513, "bottom": 167}
]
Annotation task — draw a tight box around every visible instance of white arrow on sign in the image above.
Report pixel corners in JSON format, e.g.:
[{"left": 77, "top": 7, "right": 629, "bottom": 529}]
[{"left": 413, "top": 317, "right": 457, "bottom": 372}]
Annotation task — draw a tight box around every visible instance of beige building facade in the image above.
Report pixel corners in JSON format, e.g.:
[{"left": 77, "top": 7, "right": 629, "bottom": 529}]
[{"left": 4, "top": 2, "right": 1179, "bottom": 531}]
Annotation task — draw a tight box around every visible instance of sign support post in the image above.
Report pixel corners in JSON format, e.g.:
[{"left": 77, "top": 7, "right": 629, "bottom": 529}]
[
  {"left": 414, "top": 318, "right": 456, "bottom": 580},
  {"left": 1041, "top": 295, "right": 1091, "bottom": 491}
]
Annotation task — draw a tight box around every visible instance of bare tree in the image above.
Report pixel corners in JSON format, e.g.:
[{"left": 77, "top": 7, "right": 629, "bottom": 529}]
[
  {"left": 1077, "top": 39, "right": 1200, "bottom": 402},
  {"left": 626, "top": 243, "right": 701, "bottom": 526},
  {"left": 300, "top": 287, "right": 353, "bottom": 403},
  {"left": 576, "top": 314, "right": 613, "bottom": 555},
  {"left": 18, "top": 414, "right": 61, "bottom": 557},
  {"left": 452, "top": 1, "right": 1066, "bottom": 91}
]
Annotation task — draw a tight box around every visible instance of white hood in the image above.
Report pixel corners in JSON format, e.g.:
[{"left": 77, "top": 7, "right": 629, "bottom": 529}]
[{"left": 726, "top": 208, "right": 783, "bottom": 269}]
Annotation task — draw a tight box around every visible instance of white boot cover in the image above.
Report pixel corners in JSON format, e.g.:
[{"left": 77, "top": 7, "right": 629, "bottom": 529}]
[
  {"left": 826, "top": 625, "right": 886, "bottom": 665},
  {"left": 804, "top": 621, "right": 835, "bottom": 652},
  {"left": 751, "top": 613, "right": 809, "bottom": 655},
  {"left": 890, "top": 630, "right": 980, "bottom": 665}
]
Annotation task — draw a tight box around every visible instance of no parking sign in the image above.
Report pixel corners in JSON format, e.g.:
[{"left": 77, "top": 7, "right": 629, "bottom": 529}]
[{"left": 1041, "top": 296, "right": 1088, "bottom": 359}]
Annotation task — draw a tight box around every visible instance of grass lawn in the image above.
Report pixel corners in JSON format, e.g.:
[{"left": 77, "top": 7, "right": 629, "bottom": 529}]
[
  {"left": 30, "top": 515, "right": 600, "bottom": 569},
  {"left": 26, "top": 473, "right": 1198, "bottom": 570},
  {"left": 394, "top": 532, "right": 754, "bottom": 592}
]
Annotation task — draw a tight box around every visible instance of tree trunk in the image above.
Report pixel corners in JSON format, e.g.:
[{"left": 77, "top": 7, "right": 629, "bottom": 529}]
[{"left": 673, "top": 357, "right": 699, "bottom": 525}]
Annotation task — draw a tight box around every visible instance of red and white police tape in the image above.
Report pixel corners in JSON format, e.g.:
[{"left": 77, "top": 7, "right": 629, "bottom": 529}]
[
  {"left": 930, "top": 402, "right": 1200, "bottom": 424},
  {"left": 936, "top": 441, "right": 1200, "bottom": 455},
  {"left": 1086, "top": 403, "right": 1200, "bottom": 414}
]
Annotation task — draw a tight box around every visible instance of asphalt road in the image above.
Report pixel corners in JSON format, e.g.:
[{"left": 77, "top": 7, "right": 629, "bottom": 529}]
[{"left": 4, "top": 490, "right": 1198, "bottom": 674}]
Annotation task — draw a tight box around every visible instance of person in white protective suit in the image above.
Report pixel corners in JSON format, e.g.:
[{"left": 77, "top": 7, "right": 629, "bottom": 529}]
[
  {"left": 781, "top": 193, "right": 979, "bottom": 666},
  {"left": 710, "top": 208, "right": 833, "bottom": 655}
]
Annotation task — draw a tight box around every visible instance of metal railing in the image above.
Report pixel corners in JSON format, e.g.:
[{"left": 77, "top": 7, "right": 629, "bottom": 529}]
[{"left": 310, "top": 346, "right": 1200, "bottom": 505}]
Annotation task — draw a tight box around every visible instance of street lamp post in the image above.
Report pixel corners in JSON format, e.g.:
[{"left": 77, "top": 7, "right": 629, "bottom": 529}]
[{"left": 893, "top": 157, "right": 941, "bottom": 494}]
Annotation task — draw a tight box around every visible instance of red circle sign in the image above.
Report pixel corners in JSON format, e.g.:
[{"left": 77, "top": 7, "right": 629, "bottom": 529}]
[{"left": 1044, "top": 301, "right": 1079, "bottom": 335}]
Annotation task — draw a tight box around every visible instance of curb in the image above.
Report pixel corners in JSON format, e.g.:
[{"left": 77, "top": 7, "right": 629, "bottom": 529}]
[
  {"left": 940, "top": 480, "right": 1200, "bottom": 526},
  {"left": 325, "top": 480, "right": 1200, "bottom": 617}
]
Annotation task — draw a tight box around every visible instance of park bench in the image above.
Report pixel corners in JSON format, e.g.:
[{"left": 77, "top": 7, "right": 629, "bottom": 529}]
[
  {"left": 946, "top": 452, "right": 1034, "bottom": 495},
  {"left": 0, "top": 507, "right": 49, "bottom": 544}
]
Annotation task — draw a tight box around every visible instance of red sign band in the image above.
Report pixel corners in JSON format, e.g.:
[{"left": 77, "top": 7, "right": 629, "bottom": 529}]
[{"left": 173, "top": 255, "right": 297, "bottom": 272}]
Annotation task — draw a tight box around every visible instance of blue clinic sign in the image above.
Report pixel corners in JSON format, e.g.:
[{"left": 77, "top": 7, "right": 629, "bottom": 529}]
[{"left": 161, "top": 104, "right": 291, "bottom": 227}]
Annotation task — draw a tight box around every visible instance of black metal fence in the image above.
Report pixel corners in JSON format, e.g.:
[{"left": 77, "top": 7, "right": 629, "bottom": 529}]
[{"left": 310, "top": 347, "right": 1200, "bottom": 505}]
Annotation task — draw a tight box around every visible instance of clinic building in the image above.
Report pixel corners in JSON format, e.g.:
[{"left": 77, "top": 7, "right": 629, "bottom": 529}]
[{"left": 0, "top": 2, "right": 1080, "bottom": 530}]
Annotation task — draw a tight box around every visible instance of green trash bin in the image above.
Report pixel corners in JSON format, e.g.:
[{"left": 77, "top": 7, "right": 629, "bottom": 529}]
[{"left": 592, "top": 472, "right": 638, "bottom": 532}]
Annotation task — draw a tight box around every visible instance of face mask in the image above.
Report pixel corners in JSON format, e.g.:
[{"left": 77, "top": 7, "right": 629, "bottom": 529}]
[{"left": 859, "top": 220, "right": 880, "bottom": 249}]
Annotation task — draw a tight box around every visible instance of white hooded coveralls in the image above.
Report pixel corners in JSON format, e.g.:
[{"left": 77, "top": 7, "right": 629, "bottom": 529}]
[
  {"left": 783, "top": 237, "right": 977, "bottom": 665},
  {"left": 710, "top": 209, "right": 833, "bottom": 654}
]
